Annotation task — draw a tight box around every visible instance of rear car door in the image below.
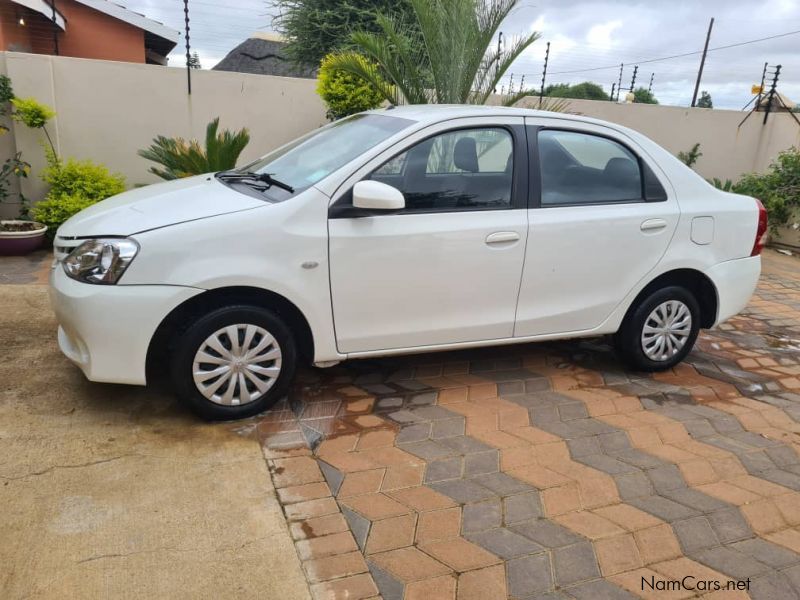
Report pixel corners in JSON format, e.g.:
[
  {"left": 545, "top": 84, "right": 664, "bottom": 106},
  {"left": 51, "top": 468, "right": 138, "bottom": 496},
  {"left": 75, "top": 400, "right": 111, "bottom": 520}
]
[
  {"left": 328, "top": 117, "right": 529, "bottom": 353},
  {"left": 514, "top": 119, "right": 679, "bottom": 337}
]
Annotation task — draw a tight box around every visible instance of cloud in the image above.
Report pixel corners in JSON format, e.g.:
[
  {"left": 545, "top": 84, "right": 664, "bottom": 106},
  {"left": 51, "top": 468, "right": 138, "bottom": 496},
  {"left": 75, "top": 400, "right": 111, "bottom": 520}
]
[{"left": 586, "top": 20, "right": 623, "bottom": 47}]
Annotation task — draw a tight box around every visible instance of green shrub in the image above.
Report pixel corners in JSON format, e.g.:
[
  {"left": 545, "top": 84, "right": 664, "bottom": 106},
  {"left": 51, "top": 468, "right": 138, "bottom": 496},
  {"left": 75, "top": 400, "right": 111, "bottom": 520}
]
[
  {"left": 32, "top": 150, "right": 126, "bottom": 238},
  {"left": 42, "top": 150, "right": 126, "bottom": 201},
  {"left": 317, "top": 53, "right": 385, "bottom": 120},
  {"left": 138, "top": 117, "right": 250, "bottom": 180},
  {"left": 11, "top": 97, "right": 55, "bottom": 129},
  {"left": 32, "top": 194, "right": 97, "bottom": 237},
  {"left": 733, "top": 147, "right": 800, "bottom": 228},
  {"left": 677, "top": 143, "right": 702, "bottom": 168}
]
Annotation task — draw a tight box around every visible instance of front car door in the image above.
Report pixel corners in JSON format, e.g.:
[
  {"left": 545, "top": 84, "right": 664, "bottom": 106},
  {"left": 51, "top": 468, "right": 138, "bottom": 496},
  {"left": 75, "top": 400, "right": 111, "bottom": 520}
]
[
  {"left": 514, "top": 118, "right": 679, "bottom": 337},
  {"left": 329, "top": 117, "right": 529, "bottom": 354}
]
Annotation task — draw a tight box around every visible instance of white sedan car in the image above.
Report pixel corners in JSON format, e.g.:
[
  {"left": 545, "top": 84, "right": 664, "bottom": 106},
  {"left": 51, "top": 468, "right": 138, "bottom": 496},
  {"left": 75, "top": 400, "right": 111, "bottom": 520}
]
[{"left": 50, "top": 106, "right": 765, "bottom": 420}]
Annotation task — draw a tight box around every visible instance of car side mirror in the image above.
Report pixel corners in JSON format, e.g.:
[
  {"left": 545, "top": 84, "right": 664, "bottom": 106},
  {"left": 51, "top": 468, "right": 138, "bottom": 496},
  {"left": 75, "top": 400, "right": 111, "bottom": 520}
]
[{"left": 352, "top": 180, "right": 405, "bottom": 211}]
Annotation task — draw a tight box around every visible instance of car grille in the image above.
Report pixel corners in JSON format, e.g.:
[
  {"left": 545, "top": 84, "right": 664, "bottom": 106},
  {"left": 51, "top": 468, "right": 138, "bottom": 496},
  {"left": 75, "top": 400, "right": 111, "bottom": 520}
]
[{"left": 54, "top": 236, "right": 82, "bottom": 262}]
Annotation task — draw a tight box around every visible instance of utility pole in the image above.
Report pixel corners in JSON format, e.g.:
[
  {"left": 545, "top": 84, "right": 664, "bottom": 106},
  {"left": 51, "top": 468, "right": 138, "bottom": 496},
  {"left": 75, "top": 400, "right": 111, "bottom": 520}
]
[
  {"left": 763, "top": 64, "right": 781, "bottom": 124},
  {"left": 629, "top": 65, "right": 638, "bottom": 93},
  {"left": 49, "top": 0, "right": 59, "bottom": 55},
  {"left": 184, "top": 0, "right": 192, "bottom": 95},
  {"left": 610, "top": 83, "right": 616, "bottom": 102},
  {"left": 647, "top": 73, "right": 655, "bottom": 94},
  {"left": 538, "top": 41, "right": 550, "bottom": 108},
  {"left": 691, "top": 17, "right": 714, "bottom": 107},
  {"left": 615, "top": 63, "right": 624, "bottom": 101}
]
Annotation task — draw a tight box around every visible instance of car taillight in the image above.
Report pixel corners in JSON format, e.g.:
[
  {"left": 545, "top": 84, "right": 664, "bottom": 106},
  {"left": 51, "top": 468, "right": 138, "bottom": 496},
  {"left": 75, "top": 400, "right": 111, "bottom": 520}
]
[{"left": 751, "top": 198, "right": 768, "bottom": 256}]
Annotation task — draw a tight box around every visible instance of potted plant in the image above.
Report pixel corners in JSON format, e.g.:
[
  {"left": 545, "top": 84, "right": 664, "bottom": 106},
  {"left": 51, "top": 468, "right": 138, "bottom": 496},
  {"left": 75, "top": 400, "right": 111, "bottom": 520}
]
[{"left": 0, "top": 153, "right": 48, "bottom": 255}]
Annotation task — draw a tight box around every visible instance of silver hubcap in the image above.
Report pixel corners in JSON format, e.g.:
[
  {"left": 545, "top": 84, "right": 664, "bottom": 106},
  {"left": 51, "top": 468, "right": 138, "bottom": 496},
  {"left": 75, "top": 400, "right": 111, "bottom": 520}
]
[
  {"left": 641, "top": 300, "right": 692, "bottom": 361},
  {"left": 192, "top": 324, "right": 282, "bottom": 406}
]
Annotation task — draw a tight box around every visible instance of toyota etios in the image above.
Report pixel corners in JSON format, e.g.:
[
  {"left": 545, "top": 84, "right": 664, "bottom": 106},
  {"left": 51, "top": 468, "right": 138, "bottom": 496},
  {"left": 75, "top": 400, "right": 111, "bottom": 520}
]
[{"left": 50, "top": 106, "right": 765, "bottom": 419}]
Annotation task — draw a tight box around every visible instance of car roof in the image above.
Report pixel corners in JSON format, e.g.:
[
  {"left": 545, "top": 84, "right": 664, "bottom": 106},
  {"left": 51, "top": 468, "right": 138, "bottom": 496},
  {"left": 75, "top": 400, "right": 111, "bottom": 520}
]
[{"left": 369, "top": 104, "right": 618, "bottom": 130}]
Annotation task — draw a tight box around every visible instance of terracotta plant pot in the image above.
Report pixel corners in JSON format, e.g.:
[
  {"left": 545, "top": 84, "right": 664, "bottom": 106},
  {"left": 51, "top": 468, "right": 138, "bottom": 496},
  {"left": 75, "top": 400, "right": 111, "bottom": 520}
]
[{"left": 0, "top": 220, "right": 48, "bottom": 256}]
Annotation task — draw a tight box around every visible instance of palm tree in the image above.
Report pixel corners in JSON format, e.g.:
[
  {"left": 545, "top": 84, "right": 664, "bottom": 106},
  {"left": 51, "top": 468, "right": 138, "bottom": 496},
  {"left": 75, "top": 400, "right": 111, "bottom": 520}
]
[{"left": 325, "top": 0, "right": 540, "bottom": 106}]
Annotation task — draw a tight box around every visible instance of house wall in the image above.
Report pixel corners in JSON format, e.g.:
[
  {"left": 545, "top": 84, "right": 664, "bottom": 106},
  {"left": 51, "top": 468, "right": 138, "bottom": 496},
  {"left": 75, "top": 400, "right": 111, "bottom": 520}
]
[{"left": 0, "top": 0, "right": 146, "bottom": 62}]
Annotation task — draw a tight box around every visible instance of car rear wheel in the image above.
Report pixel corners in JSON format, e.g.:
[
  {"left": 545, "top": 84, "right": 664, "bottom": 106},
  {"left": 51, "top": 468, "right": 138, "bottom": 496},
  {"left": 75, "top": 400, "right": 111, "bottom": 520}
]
[
  {"left": 614, "top": 286, "right": 700, "bottom": 372},
  {"left": 171, "top": 305, "right": 296, "bottom": 420}
]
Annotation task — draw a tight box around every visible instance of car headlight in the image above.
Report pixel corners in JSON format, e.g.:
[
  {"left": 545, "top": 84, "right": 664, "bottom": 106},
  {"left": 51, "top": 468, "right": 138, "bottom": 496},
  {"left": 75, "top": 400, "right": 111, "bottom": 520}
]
[{"left": 63, "top": 238, "right": 139, "bottom": 285}]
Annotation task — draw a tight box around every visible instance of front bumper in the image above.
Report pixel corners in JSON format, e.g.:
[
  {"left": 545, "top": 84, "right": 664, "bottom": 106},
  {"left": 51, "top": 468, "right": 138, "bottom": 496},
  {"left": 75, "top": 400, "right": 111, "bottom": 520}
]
[
  {"left": 49, "top": 265, "right": 202, "bottom": 385},
  {"left": 705, "top": 255, "right": 761, "bottom": 326}
]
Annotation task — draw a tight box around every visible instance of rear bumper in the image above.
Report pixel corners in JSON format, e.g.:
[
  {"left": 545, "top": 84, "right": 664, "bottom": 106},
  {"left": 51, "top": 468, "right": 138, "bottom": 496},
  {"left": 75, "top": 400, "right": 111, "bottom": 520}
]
[
  {"left": 49, "top": 266, "right": 202, "bottom": 385},
  {"left": 705, "top": 255, "right": 761, "bottom": 326}
]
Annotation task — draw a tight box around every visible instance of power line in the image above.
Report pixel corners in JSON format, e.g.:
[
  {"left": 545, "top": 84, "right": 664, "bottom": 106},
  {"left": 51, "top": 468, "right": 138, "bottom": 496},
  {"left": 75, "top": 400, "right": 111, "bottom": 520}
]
[{"left": 543, "top": 28, "right": 800, "bottom": 76}]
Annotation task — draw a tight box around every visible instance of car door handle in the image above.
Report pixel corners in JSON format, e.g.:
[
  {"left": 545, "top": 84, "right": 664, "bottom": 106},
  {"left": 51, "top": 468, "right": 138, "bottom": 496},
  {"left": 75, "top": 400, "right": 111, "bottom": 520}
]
[
  {"left": 640, "top": 218, "right": 667, "bottom": 232},
  {"left": 485, "top": 231, "right": 520, "bottom": 245}
]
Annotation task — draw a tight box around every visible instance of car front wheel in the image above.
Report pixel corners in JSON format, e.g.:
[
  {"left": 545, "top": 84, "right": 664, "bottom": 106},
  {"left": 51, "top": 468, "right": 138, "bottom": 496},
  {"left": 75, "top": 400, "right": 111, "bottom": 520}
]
[
  {"left": 614, "top": 286, "right": 700, "bottom": 372},
  {"left": 171, "top": 305, "right": 296, "bottom": 420}
]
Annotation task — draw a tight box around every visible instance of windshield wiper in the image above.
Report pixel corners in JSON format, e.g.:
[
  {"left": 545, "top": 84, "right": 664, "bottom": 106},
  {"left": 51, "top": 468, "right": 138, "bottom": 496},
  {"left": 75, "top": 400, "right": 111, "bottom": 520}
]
[{"left": 216, "top": 170, "right": 294, "bottom": 193}]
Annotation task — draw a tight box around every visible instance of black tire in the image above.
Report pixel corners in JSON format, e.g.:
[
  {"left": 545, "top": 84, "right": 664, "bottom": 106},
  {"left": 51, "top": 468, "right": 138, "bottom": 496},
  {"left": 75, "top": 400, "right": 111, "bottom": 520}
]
[
  {"left": 170, "top": 305, "right": 296, "bottom": 421},
  {"left": 614, "top": 286, "right": 700, "bottom": 372}
]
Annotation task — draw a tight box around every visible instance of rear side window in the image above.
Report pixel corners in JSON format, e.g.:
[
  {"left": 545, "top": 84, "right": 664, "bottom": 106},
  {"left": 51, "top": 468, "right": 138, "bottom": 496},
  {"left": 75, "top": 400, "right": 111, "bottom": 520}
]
[{"left": 538, "top": 130, "right": 645, "bottom": 206}]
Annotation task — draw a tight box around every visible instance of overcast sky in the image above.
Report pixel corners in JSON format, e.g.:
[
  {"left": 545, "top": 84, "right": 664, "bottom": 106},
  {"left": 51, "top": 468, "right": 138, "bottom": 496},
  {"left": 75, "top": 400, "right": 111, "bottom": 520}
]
[{"left": 122, "top": 0, "right": 800, "bottom": 109}]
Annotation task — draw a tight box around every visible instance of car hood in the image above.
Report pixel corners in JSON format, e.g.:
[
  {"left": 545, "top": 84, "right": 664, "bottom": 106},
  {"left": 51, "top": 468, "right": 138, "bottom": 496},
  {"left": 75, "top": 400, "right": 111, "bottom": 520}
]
[{"left": 57, "top": 175, "right": 266, "bottom": 238}]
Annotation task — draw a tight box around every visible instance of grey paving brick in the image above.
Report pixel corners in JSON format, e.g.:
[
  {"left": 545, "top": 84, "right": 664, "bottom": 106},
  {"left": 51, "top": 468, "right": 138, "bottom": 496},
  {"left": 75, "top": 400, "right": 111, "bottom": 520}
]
[
  {"left": 430, "top": 417, "right": 466, "bottom": 439},
  {"left": 318, "top": 459, "right": 344, "bottom": 496},
  {"left": 571, "top": 418, "right": 618, "bottom": 435},
  {"left": 629, "top": 495, "right": 699, "bottom": 522},
  {"left": 660, "top": 487, "right": 730, "bottom": 513},
  {"left": 424, "top": 457, "right": 463, "bottom": 483},
  {"left": 471, "top": 472, "right": 534, "bottom": 496},
  {"left": 525, "top": 378, "right": 551, "bottom": 393},
  {"left": 400, "top": 440, "right": 455, "bottom": 460},
  {"left": 395, "top": 423, "right": 431, "bottom": 444},
  {"left": 531, "top": 405, "right": 561, "bottom": 423},
  {"left": 692, "top": 546, "right": 772, "bottom": 579},
  {"left": 738, "top": 451, "right": 777, "bottom": 473},
  {"left": 503, "top": 492, "right": 543, "bottom": 524},
  {"left": 469, "top": 528, "right": 545, "bottom": 559},
  {"left": 682, "top": 419, "right": 717, "bottom": 438},
  {"left": 439, "top": 435, "right": 494, "bottom": 455},
  {"left": 507, "top": 553, "right": 553, "bottom": 597},
  {"left": 707, "top": 509, "right": 753, "bottom": 544},
  {"left": 407, "top": 390, "right": 436, "bottom": 403},
  {"left": 411, "top": 405, "right": 458, "bottom": 421},
  {"left": 614, "top": 472, "right": 655, "bottom": 500},
  {"left": 567, "top": 437, "right": 602, "bottom": 458},
  {"left": 498, "top": 380, "right": 525, "bottom": 395},
  {"left": 732, "top": 538, "right": 800, "bottom": 569},
  {"left": 783, "top": 564, "right": 800, "bottom": 595},
  {"left": 374, "top": 397, "right": 403, "bottom": 410},
  {"left": 461, "top": 499, "right": 502, "bottom": 533},
  {"left": 748, "top": 572, "right": 799, "bottom": 600},
  {"left": 597, "top": 431, "right": 631, "bottom": 453},
  {"left": 552, "top": 542, "right": 601, "bottom": 587},
  {"left": 464, "top": 450, "right": 499, "bottom": 476},
  {"left": 646, "top": 464, "right": 687, "bottom": 493},
  {"left": 672, "top": 517, "right": 720, "bottom": 552},
  {"left": 565, "top": 579, "right": 638, "bottom": 600},
  {"left": 430, "top": 479, "right": 497, "bottom": 505},
  {"left": 711, "top": 416, "right": 745, "bottom": 434},
  {"left": 512, "top": 520, "right": 584, "bottom": 549},
  {"left": 342, "top": 506, "right": 370, "bottom": 552},
  {"left": 558, "top": 403, "right": 589, "bottom": 421},
  {"left": 386, "top": 409, "right": 423, "bottom": 424},
  {"left": 580, "top": 454, "right": 639, "bottom": 475},
  {"left": 367, "top": 560, "right": 404, "bottom": 600},
  {"left": 730, "top": 432, "right": 780, "bottom": 448},
  {"left": 761, "top": 469, "right": 800, "bottom": 491}
]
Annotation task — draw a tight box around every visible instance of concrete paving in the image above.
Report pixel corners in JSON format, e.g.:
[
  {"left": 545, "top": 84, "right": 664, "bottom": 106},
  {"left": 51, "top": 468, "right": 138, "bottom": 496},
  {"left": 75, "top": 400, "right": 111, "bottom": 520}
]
[{"left": 0, "top": 285, "right": 310, "bottom": 600}]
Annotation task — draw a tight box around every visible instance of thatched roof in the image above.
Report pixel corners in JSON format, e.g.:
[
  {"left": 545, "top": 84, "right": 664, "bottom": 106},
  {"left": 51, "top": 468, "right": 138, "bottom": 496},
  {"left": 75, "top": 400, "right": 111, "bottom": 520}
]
[{"left": 212, "top": 33, "right": 317, "bottom": 79}]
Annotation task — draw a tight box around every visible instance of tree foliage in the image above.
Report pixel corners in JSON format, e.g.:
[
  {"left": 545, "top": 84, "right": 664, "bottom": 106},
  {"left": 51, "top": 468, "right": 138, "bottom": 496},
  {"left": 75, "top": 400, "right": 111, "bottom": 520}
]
[
  {"left": 633, "top": 87, "right": 658, "bottom": 104},
  {"left": 268, "top": 0, "right": 416, "bottom": 66},
  {"left": 138, "top": 118, "right": 251, "bottom": 180},
  {"left": 317, "top": 54, "right": 386, "bottom": 120},
  {"left": 325, "top": 0, "right": 540, "bottom": 106},
  {"left": 677, "top": 143, "right": 702, "bottom": 168},
  {"left": 545, "top": 82, "right": 608, "bottom": 101},
  {"left": 733, "top": 147, "right": 800, "bottom": 227},
  {"left": 697, "top": 90, "right": 713, "bottom": 108}
]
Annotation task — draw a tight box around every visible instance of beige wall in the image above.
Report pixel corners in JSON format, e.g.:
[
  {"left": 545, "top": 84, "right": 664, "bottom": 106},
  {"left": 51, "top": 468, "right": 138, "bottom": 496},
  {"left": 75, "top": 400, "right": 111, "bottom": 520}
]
[{"left": 0, "top": 51, "right": 327, "bottom": 217}]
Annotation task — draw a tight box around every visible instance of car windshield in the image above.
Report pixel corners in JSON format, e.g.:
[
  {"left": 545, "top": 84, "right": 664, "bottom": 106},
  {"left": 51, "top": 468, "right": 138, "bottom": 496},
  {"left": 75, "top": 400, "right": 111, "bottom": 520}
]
[{"left": 238, "top": 113, "right": 414, "bottom": 196}]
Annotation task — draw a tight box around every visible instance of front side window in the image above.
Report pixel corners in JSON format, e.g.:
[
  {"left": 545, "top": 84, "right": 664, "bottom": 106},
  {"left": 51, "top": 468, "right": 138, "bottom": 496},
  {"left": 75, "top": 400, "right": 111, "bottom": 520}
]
[
  {"left": 538, "top": 130, "right": 643, "bottom": 206},
  {"left": 370, "top": 128, "right": 514, "bottom": 212}
]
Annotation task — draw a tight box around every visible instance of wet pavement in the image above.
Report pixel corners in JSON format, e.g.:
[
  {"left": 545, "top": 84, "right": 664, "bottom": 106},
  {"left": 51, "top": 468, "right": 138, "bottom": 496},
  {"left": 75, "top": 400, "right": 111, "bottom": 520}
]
[
  {"left": 256, "top": 249, "right": 800, "bottom": 600},
  {"left": 5, "top": 248, "right": 800, "bottom": 599}
]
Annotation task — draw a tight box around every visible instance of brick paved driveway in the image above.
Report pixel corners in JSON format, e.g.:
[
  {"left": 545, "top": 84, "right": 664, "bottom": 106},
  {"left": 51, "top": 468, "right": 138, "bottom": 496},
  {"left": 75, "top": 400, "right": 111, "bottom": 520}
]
[{"left": 257, "top": 250, "right": 800, "bottom": 600}]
